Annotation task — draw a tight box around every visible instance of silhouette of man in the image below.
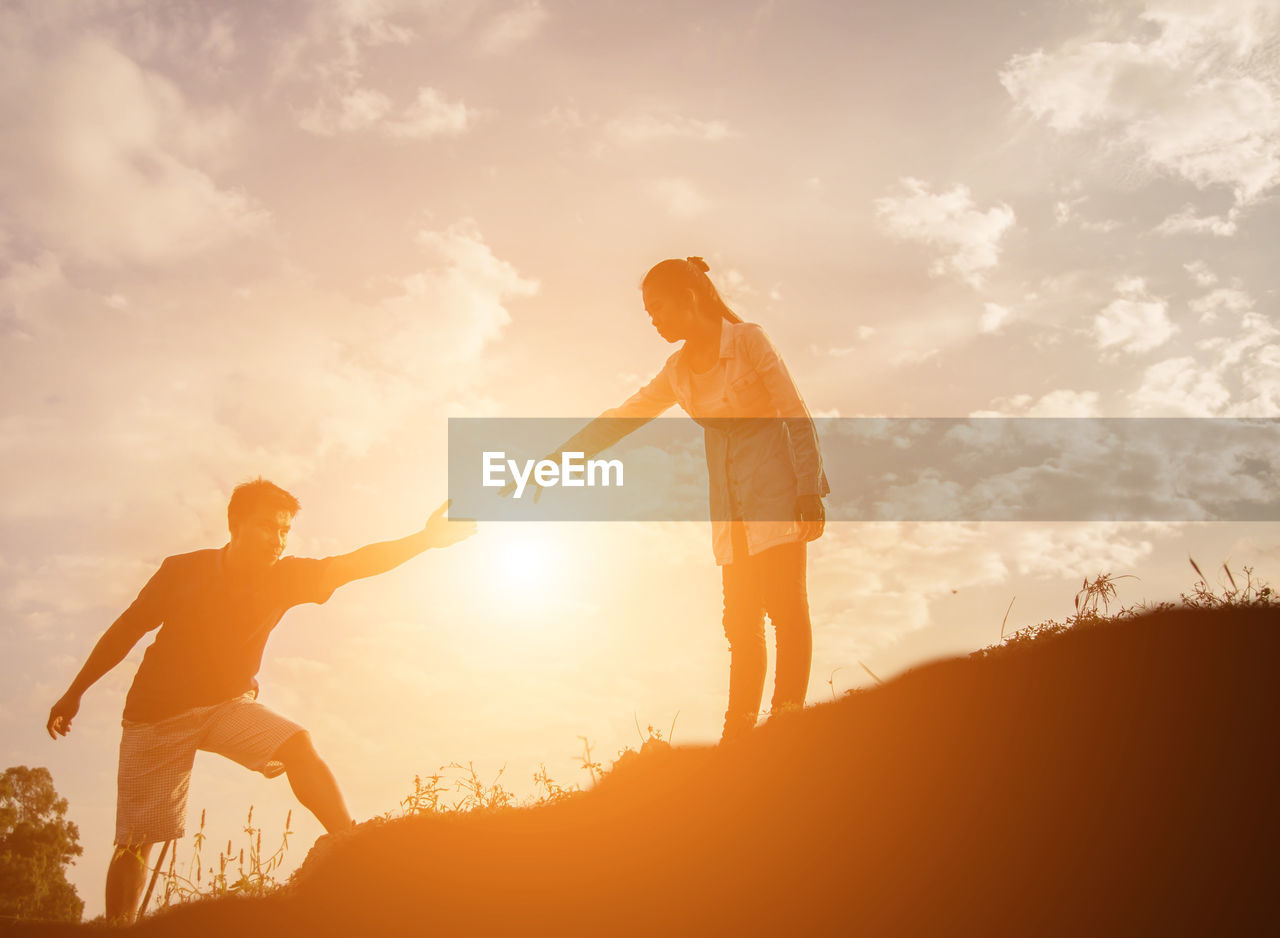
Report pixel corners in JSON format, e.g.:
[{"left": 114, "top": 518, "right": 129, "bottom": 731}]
[{"left": 45, "top": 479, "right": 475, "bottom": 923}]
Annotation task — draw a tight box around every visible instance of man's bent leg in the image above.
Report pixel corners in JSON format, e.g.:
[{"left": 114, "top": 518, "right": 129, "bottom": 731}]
[
  {"left": 199, "top": 696, "right": 353, "bottom": 832},
  {"left": 106, "top": 841, "right": 155, "bottom": 925},
  {"left": 274, "top": 731, "right": 354, "bottom": 834}
]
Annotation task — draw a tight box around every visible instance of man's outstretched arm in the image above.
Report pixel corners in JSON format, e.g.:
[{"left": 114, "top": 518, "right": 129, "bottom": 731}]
[
  {"left": 47, "top": 569, "right": 165, "bottom": 739},
  {"left": 319, "top": 500, "right": 476, "bottom": 595}
]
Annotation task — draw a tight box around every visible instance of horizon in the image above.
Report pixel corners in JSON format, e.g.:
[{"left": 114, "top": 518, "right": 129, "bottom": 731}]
[{"left": 2, "top": 0, "right": 1278, "bottom": 920}]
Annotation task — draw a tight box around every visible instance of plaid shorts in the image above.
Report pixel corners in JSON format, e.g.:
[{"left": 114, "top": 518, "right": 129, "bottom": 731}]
[{"left": 115, "top": 692, "right": 305, "bottom": 846}]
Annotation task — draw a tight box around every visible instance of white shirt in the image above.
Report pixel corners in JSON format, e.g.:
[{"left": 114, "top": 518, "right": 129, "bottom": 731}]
[{"left": 566, "top": 320, "right": 829, "bottom": 564}]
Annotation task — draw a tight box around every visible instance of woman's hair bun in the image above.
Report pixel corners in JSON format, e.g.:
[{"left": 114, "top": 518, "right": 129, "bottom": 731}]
[{"left": 686, "top": 256, "right": 710, "bottom": 273}]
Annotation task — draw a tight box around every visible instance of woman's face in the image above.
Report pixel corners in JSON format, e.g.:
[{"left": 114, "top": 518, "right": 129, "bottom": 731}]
[{"left": 642, "top": 286, "right": 695, "bottom": 343}]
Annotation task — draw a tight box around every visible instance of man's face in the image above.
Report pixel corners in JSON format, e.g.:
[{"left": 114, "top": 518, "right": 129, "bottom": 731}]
[{"left": 230, "top": 508, "right": 293, "bottom": 568}]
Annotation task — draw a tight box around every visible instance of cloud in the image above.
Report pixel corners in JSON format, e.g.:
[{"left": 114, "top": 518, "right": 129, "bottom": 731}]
[
  {"left": 299, "top": 85, "right": 475, "bottom": 138},
  {"left": 298, "top": 86, "right": 393, "bottom": 133},
  {"left": 605, "top": 113, "right": 735, "bottom": 145},
  {"left": 824, "top": 419, "right": 1275, "bottom": 524},
  {"left": 1155, "top": 205, "right": 1241, "bottom": 237},
  {"left": 813, "top": 324, "right": 876, "bottom": 361},
  {"left": 295, "top": 0, "right": 419, "bottom": 76},
  {"left": 1094, "top": 277, "right": 1175, "bottom": 353},
  {"left": 393, "top": 87, "right": 475, "bottom": 138},
  {"left": 277, "top": 0, "right": 478, "bottom": 136},
  {"left": 387, "top": 220, "right": 541, "bottom": 362},
  {"left": 889, "top": 347, "right": 939, "bottom": 367},
  {"left": 1129, "top": 356, "right": 1232, "bottom": 416},
  {"left": 0, "top": 252, "right": 65, "bottom": 335},
  {"left": 1183, "top": 260, "right": 1218, "bottom": 287},
  {"left": 542, "top": 105, "right": 585, "bottom": 129},
  {"left": 2, "top": 554, "right": 161, "bottom": 629},
  {"left": 874, "top": 178, "right": 1015, "bottom": 287},
  {"left": 1010, "top": 524, "right": 1157, "bottom": 579},
  {"left": 1129, "top": 308, "right": 1280, "bottom": 415},
  {"left": 971, "top": 389, "right": 1101, "bottom": 418},
  {"left": 810, "top": 520, "right": 1175, "bottom": 668},
  {"left": 1023, "top": 389, "right": 1102, "bottom": 417},
  {"left": 812, "top": 522, "right": 1012, "bottom": 653},
  {"left": 1055, "top": 197, "right": 1122, "bottom": 233},
  {"left": 1189, "top": 286, "right": 1252, "bottom": 323},
  {"left": 649, "top": 178, "right": 710, "bottom": 218},
  {"left": 980, "top": 302, "right": 1012, "bottom": 334},
  {"left": 478, "top": 0, "right": 549, "bottom": 55},
  {"left": 109, "top": 2, "right": 240, "bottom": 74},
  {"left": 0, "top": 32, "right": 267, "bottom": 266},
  {"left": 1001, "top": 0, "right": 1280, "bottom": 217},
  {"left": 0, "top": 220, "right": 537, "bottom": 537}
]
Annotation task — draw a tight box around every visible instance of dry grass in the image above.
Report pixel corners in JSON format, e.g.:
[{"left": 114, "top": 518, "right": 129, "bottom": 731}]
[
  {"left": 137, "top": 736, "right": 643, "bottom": 919},
  {"left": 976, "top": 559, "right": 1274, "bottom": 661}
]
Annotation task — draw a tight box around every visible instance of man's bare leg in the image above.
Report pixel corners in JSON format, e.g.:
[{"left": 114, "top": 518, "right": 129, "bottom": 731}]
[
  {"left": 105, "top": 841, "right": 154, "bottom": 925},
  {"left": 275, "top": 731, "right": 354, "bottom": 834}
]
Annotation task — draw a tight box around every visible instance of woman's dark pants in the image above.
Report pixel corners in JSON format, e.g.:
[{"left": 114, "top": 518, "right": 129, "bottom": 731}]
[{"left": 720, "top": 524, "right": 812, "bottom": 741}]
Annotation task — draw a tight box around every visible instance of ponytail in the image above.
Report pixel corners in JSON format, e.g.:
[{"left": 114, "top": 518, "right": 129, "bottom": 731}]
[{"left": 643, "top": 257, "right": 744, "bottom": 324}]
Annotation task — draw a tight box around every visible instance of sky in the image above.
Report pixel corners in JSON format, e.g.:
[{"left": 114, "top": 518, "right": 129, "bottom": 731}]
[{"left": 2, "top": 0, "right": 1279, "bottom": 919}]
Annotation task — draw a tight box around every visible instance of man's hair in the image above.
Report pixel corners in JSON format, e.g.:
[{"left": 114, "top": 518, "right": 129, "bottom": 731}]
[{"left": 227, "top": 478, "right": 301, "bottom": 533}]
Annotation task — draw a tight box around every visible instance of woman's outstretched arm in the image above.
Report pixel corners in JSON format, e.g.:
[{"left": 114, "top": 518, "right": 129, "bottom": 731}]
[
  {"left": 500, "top": 358, "right": 679, "bottom": 502},
  {"left": 550, "top": 355, "right": 679, "bottom": 460}
]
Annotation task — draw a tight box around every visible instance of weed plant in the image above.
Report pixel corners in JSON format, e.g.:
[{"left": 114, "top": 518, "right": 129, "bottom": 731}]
[
  {"left": 973, "top": 559, "right": 1275, "bottom": 662},
  {"left": 130, "top": 805, "right": 293, "bottom": 918}
]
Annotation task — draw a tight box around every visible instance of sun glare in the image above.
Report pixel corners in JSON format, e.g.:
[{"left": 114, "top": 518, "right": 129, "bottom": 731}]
[{"left": 487, "top": 524, "right": 566, "bottom": 601}]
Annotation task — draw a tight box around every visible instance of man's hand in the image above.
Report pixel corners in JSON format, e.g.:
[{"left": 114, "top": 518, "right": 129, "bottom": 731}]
[
  {"left": 320, "top": 500, "right": 478, "bottom": 593},
  {"left": 796, "top": 494, "right": 826, "bottom": 542},
  {"left": 47, "top": 691, "right": 81, "bottom": 740},
  {"left": 424, "top": 499, "right": 477, "bottom": 549}
]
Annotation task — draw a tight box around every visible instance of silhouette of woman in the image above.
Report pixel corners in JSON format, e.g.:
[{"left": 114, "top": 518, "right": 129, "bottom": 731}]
[{"left": 557, "top": 257, "right": 829, "bottom": 742}]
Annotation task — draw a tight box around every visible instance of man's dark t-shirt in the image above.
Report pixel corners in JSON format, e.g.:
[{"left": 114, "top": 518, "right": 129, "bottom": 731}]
[{"left": 118, "top": 547, "right": 333, "bottom": 722}]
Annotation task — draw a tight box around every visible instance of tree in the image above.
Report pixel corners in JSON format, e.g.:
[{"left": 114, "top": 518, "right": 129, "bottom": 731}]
[{"left": 0, "top": 766, "right": 84, "bottom": 923}]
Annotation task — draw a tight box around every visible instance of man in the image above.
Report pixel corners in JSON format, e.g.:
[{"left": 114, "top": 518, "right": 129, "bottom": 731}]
[{"left": 45, "top": 479, "right": 475, "bottom": 923}]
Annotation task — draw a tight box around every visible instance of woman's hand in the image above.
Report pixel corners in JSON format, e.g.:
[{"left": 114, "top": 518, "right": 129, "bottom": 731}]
[
  {"left": 496, "top": 452, "right": 555, "bottom": 502},
  {"left": 796, "top": 494, "right": 825, "bottom": 542}
]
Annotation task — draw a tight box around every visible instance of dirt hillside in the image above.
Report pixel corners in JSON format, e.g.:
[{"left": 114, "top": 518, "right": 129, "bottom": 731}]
[{"left": 47, "top": 607, "right": 1280, "bottom": 936}]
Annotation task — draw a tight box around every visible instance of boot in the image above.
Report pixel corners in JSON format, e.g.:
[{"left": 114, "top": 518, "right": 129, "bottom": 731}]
[{"left": 720, "top": 708, "right": 758, "bottom": 744}]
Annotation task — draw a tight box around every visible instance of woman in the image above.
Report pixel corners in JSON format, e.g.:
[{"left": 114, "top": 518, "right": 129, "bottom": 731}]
[{"left": 558, "top": 257, "right": 829, "bottom": 742}]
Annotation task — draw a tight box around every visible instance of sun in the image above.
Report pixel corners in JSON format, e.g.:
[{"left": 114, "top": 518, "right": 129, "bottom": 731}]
[{"left": 486, "top": 524, "right": 565, "bottom": 597}]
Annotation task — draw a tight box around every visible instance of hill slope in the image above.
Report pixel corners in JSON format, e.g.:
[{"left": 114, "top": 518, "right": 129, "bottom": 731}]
[{"left": 60, "top": 607, "right": 1280, "bottom": 936}]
